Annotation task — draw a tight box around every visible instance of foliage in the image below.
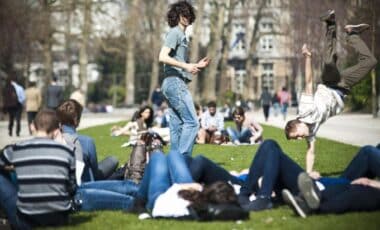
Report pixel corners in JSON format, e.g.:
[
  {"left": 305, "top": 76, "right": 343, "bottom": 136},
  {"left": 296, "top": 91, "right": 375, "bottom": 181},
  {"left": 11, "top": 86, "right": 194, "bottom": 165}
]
[
  {"left": 108, "top": 85, "right": 126, "bottom": 106},
  {"left": 42, "top": 122, "right": 380, "bottom": 230}
]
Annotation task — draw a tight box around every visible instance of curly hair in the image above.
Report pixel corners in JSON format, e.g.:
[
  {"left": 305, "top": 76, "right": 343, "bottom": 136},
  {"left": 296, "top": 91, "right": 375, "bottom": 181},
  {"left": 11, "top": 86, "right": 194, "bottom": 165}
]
[
  {"left": 178, "top": 181, "right": 238, "bottom": 209},
  {"left": 167, "top": 1, "right": 196, "bottom": 27}
]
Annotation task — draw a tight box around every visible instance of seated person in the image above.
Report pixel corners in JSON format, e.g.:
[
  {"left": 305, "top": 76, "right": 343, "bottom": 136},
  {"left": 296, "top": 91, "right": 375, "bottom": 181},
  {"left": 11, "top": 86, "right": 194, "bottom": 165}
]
[
  {"left": 0, "top": 109, "right": 76, "bottom": 229},
  {"left": 226, "top": 106, "right": 263, "bottom": 144},
  {"left": 57, "top": 99, "right": 118, "bottom": 182},
  {"left": 197, "top": 101, "right": 224, "bottom": 144},
  {"left": 111, "top": 106, "right": 154, "bottom": 143}
]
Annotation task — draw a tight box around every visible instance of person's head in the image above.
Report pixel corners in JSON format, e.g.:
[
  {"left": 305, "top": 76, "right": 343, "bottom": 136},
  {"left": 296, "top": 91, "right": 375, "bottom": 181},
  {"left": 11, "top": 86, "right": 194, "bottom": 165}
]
[
  {"left": 178, "top": 181, "right": 238, "bottom": 209},
  {"left": 33, "top": 109, "right": 60, "bottom": 138},
  {"left": 232, "top": 106, "right": 245, "bottom": 123},
  {"left": 137, "top": 105, "right": 154, "bottom": 127},
  {"left": 284, "top": 119, "right": 310, "bottom": 140},
  {"left": 56, "top": 99, "right": 83, "bottom": 128},
  {"left": 52, "top": 76, "right": 57, "bottom": 83},
  {"left": 263, "top": 87, "right": 268, "bottom": 92},
  {"left": 207, "top": 101, "right": 217, "bottom": 116},
  {"left": 167, "top": 1, "right": 196, "bottom": 28},
  {"left": 282, "top": 86, "right": 287, "bottom": 91}
]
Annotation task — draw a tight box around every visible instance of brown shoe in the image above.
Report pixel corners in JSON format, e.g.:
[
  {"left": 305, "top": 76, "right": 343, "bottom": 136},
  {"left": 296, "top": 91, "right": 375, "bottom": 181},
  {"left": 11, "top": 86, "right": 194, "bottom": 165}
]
[
  {"left": 320, "top": 9, "right": 335, "bottom": 23},
  {"left": 345, "top": 24, "right": 370, "bottom": 34}
]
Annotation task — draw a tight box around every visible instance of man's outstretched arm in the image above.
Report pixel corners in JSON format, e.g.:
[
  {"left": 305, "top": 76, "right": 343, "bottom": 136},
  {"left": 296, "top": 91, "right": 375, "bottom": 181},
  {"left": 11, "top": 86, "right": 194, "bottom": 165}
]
[{"left": 302, "top": 44, "right": 313, "bottom": 95}]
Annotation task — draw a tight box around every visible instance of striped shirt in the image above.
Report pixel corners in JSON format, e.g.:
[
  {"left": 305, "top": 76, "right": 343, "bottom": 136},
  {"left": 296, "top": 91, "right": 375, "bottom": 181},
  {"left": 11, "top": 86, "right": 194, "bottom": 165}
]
[{"left": 0, "top": 138, "right": 76, "bottom": 215}]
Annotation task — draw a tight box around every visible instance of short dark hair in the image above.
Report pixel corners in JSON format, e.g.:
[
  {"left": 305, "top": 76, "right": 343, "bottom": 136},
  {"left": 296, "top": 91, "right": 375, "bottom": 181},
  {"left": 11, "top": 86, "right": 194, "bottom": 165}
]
[
  {"left": 34, "top": 109, "right": 60, "bottom": 133},
  {"left": 232, "top": 106, "right": 245, "bottom": 117},
  {"left": 207, "top": 101, "right": 216, "bottom": 108},
  {"left": 167, "top": 1, "right": 196, "bottom": 27},
  {"left": 284, "top": 119, "right": 302, "bottom": 139},
  {"left": 56, "top": 99, "right": 83, "bottom": 127}
]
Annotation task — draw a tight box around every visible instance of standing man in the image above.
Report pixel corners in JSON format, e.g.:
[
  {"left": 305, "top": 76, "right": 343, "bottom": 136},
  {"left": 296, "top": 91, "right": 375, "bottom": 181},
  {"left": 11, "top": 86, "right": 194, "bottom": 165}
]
[
  {"left": 25, "top": 81, "right": 42, "bottom": 134},
  {"left": 46, "top": 76, "right": 63, "bottom": 110},
  {"left": 2, "top": 76, "right": 25, "bottom": 137},
  {"left": 260, "top": 87, "right": 272, "bottom": 122},
  {"left": 158, "top": 1, "right": 210, "bottom": 156}
]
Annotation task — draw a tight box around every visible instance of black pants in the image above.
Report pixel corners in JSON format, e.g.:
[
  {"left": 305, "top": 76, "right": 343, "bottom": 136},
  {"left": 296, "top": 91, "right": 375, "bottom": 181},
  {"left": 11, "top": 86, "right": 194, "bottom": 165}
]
[
  {"left": 26, "top": 111, "right": 37, "bottom": 134},
  {"left": 262, "top": 105, "right": 270, "bottom": 120},
  {"left": 320, "top": 184, "right": 380, "bottom": 214},
  {"left": 18, "top": 210, "right": 69, "bottom": 229},
  {"left": 7, "top": 104, "right": 22, "bottom": 136}
]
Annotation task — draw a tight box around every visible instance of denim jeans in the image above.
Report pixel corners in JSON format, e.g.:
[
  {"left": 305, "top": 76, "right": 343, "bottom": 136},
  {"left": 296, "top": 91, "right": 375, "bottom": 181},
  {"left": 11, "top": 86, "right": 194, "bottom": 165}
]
[
  {"left": 341, "top": 145, "right": 380, "bottom": 180},
  {"left": 319, "top": 184, "right": 380, "bottom": 213},
  {"left": 161, "top": 76, "right": 199, "bottom": 156},
  {"left": 0, "top": 173, "right": 31, "bottom": 230},
  {"left": 226, "top": 127, "right": 252, "bottom": 143},
  {"left": 75, "top": 180, "right": 139, "bottom": 211},
  {"left": 186, "top": 155, "right": 243, "bottom": 185},
  {"left": 240, "top": 139, "right": 304, "bottom": 198},
  {"left": 137, "top": 150, "right": 194, "bottom": 210}
]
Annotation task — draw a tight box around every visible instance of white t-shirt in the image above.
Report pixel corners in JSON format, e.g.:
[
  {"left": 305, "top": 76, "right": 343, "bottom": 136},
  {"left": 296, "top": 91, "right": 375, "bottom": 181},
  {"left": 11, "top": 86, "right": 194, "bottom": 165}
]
[
  {"left": 297, "top": 84, "right": 344, "bottom": 142},
  {"left": 152, "top": 184, "right": 191, "bottom": 218}
]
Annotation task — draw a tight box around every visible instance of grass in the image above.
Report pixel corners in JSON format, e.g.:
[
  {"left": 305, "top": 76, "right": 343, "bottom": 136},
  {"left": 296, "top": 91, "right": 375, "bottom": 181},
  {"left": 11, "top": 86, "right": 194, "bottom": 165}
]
[{"left": 46, "top": 122, "right": 380, "bottom": 230}]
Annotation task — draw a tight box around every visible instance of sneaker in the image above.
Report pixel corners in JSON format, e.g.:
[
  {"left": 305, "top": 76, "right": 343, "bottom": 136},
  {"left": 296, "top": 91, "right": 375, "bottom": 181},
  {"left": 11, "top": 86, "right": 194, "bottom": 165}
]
[
  {"left": 241, "top": 196, "right": 273, "bottom": 211},
  {"left": 344, "top": 24, "right": 370, "bottom": 34},
  {"left": 297, "top": 172, "right": 321, "bottom": 209},
  {"left": 320, "top": 9, "right": 335, "bottom": 23},
  {"left": 282, "top": 189, "right": 311, "bottom": 218}
]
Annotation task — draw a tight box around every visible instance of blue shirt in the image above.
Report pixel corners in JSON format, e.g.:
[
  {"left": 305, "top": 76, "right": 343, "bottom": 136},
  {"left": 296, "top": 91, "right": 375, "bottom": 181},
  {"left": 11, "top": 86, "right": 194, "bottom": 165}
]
[
  {"left": 163, "top": 26, "right": 191, "bottom": 81},
  {"left": 11, "top": 81, "right": 25, "bottom": 104}
]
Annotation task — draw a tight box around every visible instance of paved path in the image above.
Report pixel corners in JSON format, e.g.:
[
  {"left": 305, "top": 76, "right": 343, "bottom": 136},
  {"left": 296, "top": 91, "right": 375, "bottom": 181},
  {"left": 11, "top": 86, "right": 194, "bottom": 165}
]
[
  {"left": 1, "top": 107, "right": 379, "bottom": 148},
  {"left": 247, "top": 108, "right": 380, "bottom": 147},
  {"left": 0, "top": 108, "right": 135, "bottom": 148}
]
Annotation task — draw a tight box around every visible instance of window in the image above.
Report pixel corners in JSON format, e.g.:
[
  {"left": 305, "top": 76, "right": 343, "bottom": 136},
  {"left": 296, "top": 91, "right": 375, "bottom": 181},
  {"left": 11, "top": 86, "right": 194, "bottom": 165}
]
[
  {"left": 261, "top": 63, "right": 274, "bottom": 91},
  {"left": 261, "top": 36, "right": 273, "bottom": 51}
]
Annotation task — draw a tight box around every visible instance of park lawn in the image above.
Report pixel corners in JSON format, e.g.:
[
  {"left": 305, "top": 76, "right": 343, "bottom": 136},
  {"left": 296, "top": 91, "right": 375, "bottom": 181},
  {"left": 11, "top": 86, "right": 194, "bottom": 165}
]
[{"left": 46, "top": 122, "right": 380, "bottom": 230}]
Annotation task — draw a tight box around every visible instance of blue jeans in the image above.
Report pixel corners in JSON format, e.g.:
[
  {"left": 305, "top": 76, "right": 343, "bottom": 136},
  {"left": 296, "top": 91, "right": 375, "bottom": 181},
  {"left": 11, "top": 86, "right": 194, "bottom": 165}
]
[
  {"left": 137, "top": 150, "right": 194, "bottom": 210},
  {"left": 240, "top": 139, "right": 304, "bottom": 198},
  {"left": 75, "top": 180, "right": 138, "bottom": 211},
  {"left": 226, "top": 127, "right": 252, "bottom": 143},
  {"left": 0, "top": 173, "right": 31, "bottom": 230},
  {"left": 319, "top": 184, "right": 380, "bottom": 213},
  {"left": 341, "top": 145, "right": 380, "bottom": 180},
  {"left": 161, "top": 76, "right": 199, "bottom": 156},
  {"left": 186, "top": 155, "right": 243, "bottom": 185}
]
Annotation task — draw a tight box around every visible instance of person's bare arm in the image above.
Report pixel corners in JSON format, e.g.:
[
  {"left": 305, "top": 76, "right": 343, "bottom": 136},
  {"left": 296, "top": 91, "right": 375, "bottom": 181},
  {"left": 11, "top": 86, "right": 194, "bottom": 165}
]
[
  {"left": 302, "top": 44, "right": 313, "bottom": 95},
  {"left": 351, "top": 178, "right": 380, "bottom": 190},
  {"left": 250, "top": 121, "right": 263, "bottom": 142},
  {"left": 306, "top": 139, "right": 316, "bottom": 173},
  {"left": 158, "top": 46, "right": 210, "bottom": 74}
]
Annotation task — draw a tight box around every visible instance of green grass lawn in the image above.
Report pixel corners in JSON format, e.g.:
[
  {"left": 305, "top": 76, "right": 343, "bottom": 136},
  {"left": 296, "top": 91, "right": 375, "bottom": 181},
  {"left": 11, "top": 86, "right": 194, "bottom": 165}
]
[{"left": 48, "top": 122, "right": 380, "bottom": 230}]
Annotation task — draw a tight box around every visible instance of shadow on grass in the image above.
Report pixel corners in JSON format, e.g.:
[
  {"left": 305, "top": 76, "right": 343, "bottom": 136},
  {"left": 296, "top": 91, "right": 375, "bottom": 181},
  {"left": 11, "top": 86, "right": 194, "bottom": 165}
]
[{"left": 68, "top": 214, "right": 96, "bottom": 227}]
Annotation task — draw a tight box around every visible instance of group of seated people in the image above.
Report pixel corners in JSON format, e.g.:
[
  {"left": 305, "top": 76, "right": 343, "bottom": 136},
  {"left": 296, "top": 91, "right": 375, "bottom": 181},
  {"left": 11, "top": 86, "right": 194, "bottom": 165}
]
[
  {"left": 196, "top": 101, "right": 263, "bottom": 145},
  {"left": 1, "top": 99, "right": 379, "bottom": 229}
]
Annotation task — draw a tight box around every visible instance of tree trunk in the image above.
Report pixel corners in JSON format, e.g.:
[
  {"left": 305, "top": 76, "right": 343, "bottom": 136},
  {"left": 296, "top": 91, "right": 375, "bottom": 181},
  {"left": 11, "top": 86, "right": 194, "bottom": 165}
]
[
  {"left": 64, "top": 0, "right": 73, "bottom": 89},
  {"left": 189, "top": 0, "right": 206, "bottom": 101},
  {"left": 219, "top": 0, "right": 235, "bottom": 98},
  {"left": 203, "top": 0, "right": 226, "bottom": 101},
  {"left": 371, "top": 0, "right": 378, "bottom": 117},
  {"left": 42, "top": 41, "right": 53, "bottom": 88},
  {"left": 79, "top": 0, "right": 91, "bottom": 105},
  {"left": 244, "top": 0, "right": 266, "bottom": 100},
  {"left": 124, "top": 0, "right": 139, "bottom": 105}
]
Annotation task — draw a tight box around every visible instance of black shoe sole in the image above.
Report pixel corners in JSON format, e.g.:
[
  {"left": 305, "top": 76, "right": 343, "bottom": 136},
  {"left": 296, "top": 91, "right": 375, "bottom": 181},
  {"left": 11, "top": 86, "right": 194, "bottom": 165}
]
[
  {"left": 298, "top": 173, "right": 320, "bottom": 209},
  {"left": 282, "top": 189, "right": 307, "bottom": 218}
]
